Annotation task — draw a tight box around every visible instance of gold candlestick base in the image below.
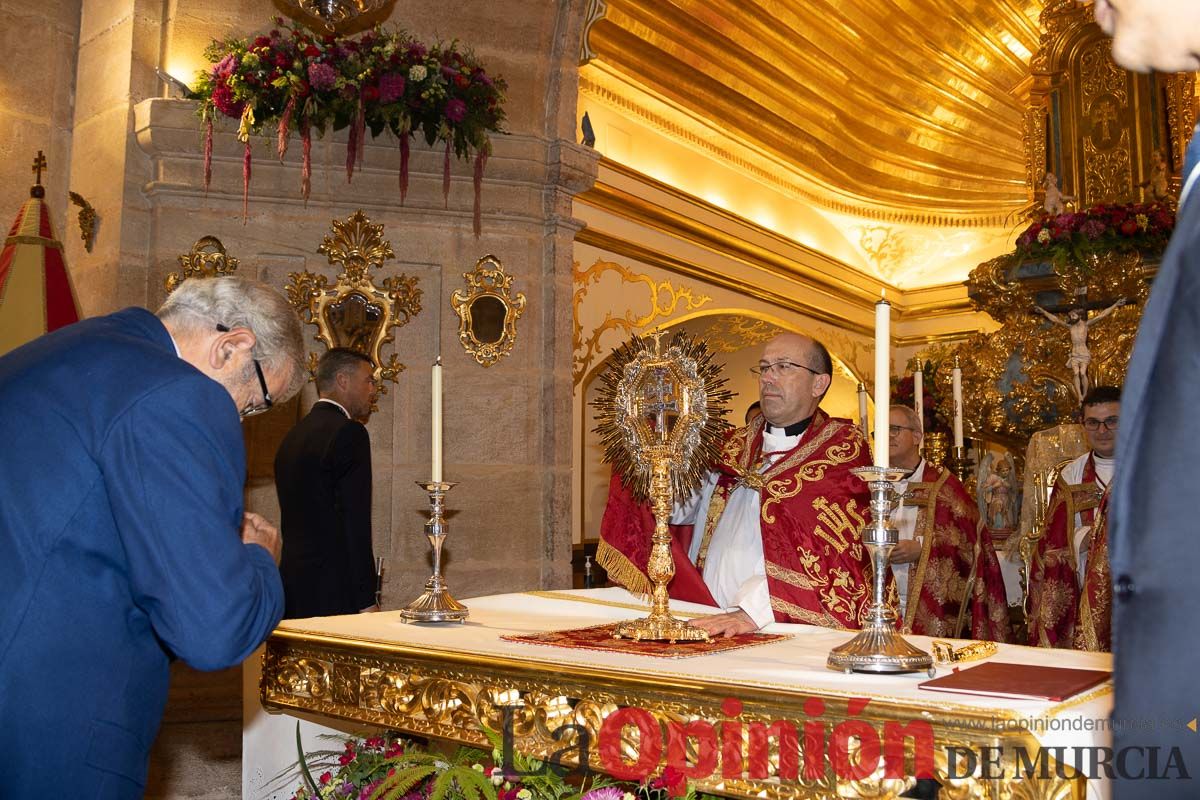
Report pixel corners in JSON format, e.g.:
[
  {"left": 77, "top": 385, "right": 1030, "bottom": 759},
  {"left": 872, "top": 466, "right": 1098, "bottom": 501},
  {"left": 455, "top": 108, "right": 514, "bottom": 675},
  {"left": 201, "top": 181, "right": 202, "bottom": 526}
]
[
  {"left": 947, "top": 445, "right": 973, "bottom": 485},
  {"left": 400, "top": 481, "right": 469, "bottom": 624}
]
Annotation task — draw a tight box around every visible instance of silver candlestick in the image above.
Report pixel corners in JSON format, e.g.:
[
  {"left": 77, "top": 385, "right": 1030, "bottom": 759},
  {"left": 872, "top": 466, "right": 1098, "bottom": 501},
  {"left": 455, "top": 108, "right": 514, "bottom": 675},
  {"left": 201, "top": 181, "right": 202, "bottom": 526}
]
[
  {"left": 400, "top": 481, "right": 469, "bottom": 623},
  {"left": 827, "top": 466, "right": 935, "bottom": 675}
]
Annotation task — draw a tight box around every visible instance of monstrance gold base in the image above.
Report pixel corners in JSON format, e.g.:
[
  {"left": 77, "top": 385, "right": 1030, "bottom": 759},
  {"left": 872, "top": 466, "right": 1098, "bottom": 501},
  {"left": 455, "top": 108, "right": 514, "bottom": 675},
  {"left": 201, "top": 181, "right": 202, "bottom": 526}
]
[{"left": 612, "top": 610, "right": 709, "bottom": 643}]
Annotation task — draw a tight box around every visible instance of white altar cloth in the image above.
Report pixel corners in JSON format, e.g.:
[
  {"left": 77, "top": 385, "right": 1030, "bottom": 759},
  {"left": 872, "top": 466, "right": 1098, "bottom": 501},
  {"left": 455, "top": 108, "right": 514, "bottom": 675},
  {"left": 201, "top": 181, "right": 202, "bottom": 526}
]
[{"left": 244, "top": 587, "right": 1113, "bottom": 799}]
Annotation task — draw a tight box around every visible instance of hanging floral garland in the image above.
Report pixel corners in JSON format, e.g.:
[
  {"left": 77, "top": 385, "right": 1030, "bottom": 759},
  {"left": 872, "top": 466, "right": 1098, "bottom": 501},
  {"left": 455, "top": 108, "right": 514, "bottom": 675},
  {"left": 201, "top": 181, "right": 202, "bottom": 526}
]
[{"left": 193, "top": 18, "right": 507, "bottom": 235}]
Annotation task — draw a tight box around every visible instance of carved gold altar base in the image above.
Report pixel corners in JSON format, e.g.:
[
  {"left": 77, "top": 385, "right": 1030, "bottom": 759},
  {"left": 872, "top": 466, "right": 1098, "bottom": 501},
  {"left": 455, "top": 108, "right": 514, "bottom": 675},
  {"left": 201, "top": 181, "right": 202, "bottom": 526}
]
[{"left": 261, "top": 595, "right": 1090, "bottom": 800}]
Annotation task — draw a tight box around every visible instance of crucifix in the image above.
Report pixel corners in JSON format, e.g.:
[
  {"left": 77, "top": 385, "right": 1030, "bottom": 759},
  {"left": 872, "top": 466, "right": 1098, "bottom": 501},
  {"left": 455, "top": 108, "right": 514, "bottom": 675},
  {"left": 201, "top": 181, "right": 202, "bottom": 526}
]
[
  {"left": 1093, "top": 101, "right": 1118, "bottom": 141},
  {"left": 31, "top": 151, "right": 47, "bottom": 185}
]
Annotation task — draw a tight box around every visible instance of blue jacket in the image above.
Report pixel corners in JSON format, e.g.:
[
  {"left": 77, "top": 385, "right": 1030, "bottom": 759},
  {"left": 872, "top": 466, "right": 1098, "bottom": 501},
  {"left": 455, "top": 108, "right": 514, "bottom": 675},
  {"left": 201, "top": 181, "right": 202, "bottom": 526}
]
[{"left": 0, "top": 308, "right": 283, "bottom": 797}]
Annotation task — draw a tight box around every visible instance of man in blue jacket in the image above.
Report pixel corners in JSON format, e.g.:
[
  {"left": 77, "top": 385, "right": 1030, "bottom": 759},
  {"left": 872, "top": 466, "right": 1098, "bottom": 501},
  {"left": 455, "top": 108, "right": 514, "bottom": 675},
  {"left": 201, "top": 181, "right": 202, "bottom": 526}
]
[{"left": 0, "top": 276, "right": 305, "bottom": 797}]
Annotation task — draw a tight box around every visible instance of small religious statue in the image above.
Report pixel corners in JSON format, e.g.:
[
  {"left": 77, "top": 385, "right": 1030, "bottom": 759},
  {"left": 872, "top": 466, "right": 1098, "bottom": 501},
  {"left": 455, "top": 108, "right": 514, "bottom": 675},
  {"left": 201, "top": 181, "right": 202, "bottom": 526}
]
[
  {"left": 1140, "top": 149, "right": 1170, "bottom": 202},
  {"left": 978, "top": 452, "right": 1018, "bottom": 533},
  {"left": 1032, "top": 298, "right": 1129, "bottom": 400},
  {"left": 1043, "top": 172, "right": 1075, "bottom": 216}
]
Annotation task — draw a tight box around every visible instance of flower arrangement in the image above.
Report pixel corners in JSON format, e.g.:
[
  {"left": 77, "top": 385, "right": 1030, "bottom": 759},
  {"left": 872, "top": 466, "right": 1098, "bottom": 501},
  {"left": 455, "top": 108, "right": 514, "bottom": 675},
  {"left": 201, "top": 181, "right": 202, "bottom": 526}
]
[
  {"left": 289, "top": 728, "right": 700, "bottom": 800},
  {"left": 193, "top": 18, "right": 507, "bottom": 233},
  {"left": 1014, "top": 201, "right": 1174, "bottom": 270}
]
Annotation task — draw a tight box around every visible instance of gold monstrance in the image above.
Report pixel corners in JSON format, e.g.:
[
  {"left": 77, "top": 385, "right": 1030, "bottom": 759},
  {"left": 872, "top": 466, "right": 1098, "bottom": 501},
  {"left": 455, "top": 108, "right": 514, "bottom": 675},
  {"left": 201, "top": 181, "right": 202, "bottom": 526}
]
[{"left": 593, "top": 331, "right": 731, "bottom": 642}]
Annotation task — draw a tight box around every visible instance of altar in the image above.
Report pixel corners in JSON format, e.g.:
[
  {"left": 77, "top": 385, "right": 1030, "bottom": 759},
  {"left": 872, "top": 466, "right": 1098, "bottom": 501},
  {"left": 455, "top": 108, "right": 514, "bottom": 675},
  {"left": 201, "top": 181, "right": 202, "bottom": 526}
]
[{"left": 252, "top": 588, "right": 1112, "bottom": 800}]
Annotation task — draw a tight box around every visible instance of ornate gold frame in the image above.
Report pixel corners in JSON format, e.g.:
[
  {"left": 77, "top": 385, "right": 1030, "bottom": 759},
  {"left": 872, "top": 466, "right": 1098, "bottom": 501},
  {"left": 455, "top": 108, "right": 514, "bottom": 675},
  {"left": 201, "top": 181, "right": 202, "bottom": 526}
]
[
  {"left": 165, "top": 235, "right": 240, "bottom": 293},
  {"left": 451, "top": 254, "right": 526, "bottom": 367},
  {"left": 284, "top": 210, "right": 423, "bottom": 390}
]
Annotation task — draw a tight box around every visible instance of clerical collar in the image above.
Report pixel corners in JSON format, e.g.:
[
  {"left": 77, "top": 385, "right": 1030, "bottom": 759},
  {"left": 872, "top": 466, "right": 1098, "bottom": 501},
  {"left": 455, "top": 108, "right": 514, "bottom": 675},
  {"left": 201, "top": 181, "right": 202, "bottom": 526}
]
[{"left": 766, "top": 415, "right": 813, "bottom": 438}]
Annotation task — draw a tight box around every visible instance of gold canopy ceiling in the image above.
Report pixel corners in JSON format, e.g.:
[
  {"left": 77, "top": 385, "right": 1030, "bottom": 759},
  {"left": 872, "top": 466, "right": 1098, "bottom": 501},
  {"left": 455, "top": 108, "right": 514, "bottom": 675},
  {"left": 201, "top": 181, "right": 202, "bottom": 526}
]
[{"left": 584, "top": 0, "right": 1045, "bottom": 227}]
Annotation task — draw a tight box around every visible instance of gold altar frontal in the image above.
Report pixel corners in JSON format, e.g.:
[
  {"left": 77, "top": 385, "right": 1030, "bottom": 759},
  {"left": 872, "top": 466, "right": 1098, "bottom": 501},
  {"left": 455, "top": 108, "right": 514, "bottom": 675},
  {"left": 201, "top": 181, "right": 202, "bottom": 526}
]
[{"left": 261, "top": 589, "right": 1111, "bottom": 800}]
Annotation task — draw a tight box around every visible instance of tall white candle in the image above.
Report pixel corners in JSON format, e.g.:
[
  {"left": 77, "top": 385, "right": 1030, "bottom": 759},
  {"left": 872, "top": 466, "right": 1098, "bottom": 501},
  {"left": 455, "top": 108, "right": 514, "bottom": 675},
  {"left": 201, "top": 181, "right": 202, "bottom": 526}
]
[
  {"left": 951, "top": 358, "right": 964, "bottom": 449},
  {"left": 913, "top": 369, "right": 924, "bottom": 430},
  {"left": 432, "top": 356, "right": 443, "bottom": 482},
  {"left": 857, "top": 383, "right": 869, "bottom": 437},
  {"left": 874, "top": 294, "right": 891, "bottom": 469}
]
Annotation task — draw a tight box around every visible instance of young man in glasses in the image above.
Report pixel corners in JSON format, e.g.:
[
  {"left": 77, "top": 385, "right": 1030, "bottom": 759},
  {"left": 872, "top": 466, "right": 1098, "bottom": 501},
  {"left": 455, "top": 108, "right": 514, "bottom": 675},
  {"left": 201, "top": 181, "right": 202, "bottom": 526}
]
[
  {"left": 274, "top": 347, "right": 381, "bottom": 618},
  {"left": 1026, "top": 385, "right": 1120, "bottom": 650},
  {"left": 600, "top": 333, "right": 874, "bottom": 637},
  {"left": 886, "top": 406, "right": 1009, "bottom": 641}
]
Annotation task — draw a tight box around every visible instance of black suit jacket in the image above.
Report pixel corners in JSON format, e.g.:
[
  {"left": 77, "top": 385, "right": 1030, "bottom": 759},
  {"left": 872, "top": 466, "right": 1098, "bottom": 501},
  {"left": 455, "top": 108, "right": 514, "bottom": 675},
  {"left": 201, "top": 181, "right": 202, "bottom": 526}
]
[
  {"left": 1110, "top": 185, "right": 1200, "bottom": 795},
  {"left": 274, "top": 401, "right": 376, "bottom": 618}
]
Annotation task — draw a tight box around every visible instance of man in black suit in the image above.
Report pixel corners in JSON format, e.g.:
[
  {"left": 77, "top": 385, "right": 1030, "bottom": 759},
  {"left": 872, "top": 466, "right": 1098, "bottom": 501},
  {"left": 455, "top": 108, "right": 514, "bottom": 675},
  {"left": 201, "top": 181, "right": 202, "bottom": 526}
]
[
  {"left": 1096, "top": 2, "right": 1200, "bottom": 795},
  {"left": 275, "top": 348, "right": 379, "bottom": 618}
]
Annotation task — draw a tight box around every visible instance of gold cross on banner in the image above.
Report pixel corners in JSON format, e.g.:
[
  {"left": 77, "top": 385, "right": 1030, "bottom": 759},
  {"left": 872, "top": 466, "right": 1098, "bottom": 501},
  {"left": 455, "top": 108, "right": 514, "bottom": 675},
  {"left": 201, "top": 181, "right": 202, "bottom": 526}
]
[{"left": 31, "top": 151, "right": 47, "bottom": 185}]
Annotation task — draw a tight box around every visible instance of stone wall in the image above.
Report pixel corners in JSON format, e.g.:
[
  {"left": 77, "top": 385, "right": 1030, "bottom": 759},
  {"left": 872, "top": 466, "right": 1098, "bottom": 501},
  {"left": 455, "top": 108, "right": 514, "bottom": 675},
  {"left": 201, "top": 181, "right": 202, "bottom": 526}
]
[{"left": 0, "top": 0, "right": 81, "bottom": 237}]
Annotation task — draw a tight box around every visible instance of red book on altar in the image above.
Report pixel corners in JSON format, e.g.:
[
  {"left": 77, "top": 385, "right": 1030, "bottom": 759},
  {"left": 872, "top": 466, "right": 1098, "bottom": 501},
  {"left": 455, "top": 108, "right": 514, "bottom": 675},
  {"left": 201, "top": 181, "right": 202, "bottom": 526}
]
[{"left": 917, "top": 662, "right": 1111, "bottom": 702}]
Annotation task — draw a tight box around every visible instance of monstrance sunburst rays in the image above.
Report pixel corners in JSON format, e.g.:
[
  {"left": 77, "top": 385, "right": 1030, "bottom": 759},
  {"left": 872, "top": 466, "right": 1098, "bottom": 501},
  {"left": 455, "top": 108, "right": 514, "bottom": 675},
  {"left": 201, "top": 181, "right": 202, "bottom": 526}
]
[{"left": 591, "top": 330, "right": 732, "bottom": 641}]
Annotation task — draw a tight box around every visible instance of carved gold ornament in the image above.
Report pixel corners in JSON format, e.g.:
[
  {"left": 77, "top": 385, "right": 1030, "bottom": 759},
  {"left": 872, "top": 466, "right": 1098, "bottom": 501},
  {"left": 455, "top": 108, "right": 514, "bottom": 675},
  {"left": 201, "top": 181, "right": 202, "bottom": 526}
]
[
  {"left": 283, "top": 210, "right": 422, "bottom": 390},
  {"left": 572, "top": 258, "right": 711, "bottom": 385},
  {"left": 450, "top": 255, "right": 526, "bottom": 367},
  {"left": 165, "top": 236, "right": 240, "bottom": 293},
  {"left": 261, "top": 625, "right": 1087, "bottom": 800}
]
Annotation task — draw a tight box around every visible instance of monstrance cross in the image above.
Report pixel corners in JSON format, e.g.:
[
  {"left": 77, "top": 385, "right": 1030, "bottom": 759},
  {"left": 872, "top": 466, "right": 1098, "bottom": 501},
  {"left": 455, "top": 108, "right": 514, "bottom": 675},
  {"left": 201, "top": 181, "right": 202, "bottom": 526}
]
[
  {"left": 643, "top": 368, "right": 679, "bottom": 443},
  {"left": 31, "top": 151, "right": 47, "bottom": 185}
]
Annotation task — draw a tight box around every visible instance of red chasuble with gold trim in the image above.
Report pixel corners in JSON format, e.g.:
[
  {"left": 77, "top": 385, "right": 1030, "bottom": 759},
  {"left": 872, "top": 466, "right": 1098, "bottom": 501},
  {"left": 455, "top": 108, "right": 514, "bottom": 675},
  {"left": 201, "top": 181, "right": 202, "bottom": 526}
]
[
  {"left": 1027, "top": 456, "right": 1102, "bottom": 648},
  {"left": 599, "top": 410, "right": 875, "bottom": 630},
  {"left": 900, "top": 464, "right": 1009, "bottom": 642},
  {"left": 1073, "top": 491, "right": 1111, "bottom": 652}
]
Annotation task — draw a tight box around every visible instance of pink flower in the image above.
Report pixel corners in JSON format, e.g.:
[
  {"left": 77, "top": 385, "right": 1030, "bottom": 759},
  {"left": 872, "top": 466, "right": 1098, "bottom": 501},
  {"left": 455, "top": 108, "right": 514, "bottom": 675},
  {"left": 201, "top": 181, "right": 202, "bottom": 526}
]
[
  {"left": 308, "top": 62, "right": 338, "bottom": 91},
  {"left": 379, "top": 73, "right": 406, "bottom": 103},
  {"left": 444, "top": 98, "right": 467, "bottom": 122},
  {"left": 214, "top": 53, "right": 239, "bottom": 78}
]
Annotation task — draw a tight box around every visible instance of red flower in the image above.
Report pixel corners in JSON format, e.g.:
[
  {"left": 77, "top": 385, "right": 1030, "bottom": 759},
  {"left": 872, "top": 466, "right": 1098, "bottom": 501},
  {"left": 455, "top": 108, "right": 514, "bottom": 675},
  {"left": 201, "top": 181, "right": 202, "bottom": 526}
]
[
  {"left": 1119, "top": 219, "right": 1139, "bottom": 236},
  {"left": 660, "top": 767, "right": 688, "bottom": 798},
  {"left": 274, "top": 52, "right": 290, "bottom": 68},
  {"left": 211, "top": 82, "right": 244, "bottom": 118},
  {"left": 304, "top": 44, "right": 321, "bottom": 57},
  {"left": 253, "top": 36, "right": 271, "bottom": 50},
  {"left": 338, "top": 753, "right": 354, "bottom": 765},
  {"left": 455, "top": 74, "right": 470, "bottom": 89},
  {"left": 361, "top": 84, "right": 380, "bottom": 103},
  {"left": 319, "top": 771, "right": 332, "bottom": 785},
  {"left": 365, "top": 736, "right": 384, "bottom": 750}
]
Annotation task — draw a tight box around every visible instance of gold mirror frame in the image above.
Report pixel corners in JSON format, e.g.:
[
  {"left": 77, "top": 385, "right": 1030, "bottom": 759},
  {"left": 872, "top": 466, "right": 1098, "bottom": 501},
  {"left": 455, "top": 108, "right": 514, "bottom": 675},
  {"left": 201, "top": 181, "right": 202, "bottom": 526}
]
[
  {"left": 165, "top": 236, "right": 239, "bottom": 293},
  {"left": 451, "top": 254, "right": 526, "bottom": 367},
  {"left": 283, "top": 210, "right": 423, "bottom": 392}
]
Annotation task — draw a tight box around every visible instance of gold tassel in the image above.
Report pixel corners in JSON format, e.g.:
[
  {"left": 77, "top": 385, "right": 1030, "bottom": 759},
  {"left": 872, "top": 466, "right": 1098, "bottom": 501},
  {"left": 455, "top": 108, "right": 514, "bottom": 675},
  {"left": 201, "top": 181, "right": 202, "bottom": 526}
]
[{"left": 595, "top": 539, "right": 650, "bottom": 599}]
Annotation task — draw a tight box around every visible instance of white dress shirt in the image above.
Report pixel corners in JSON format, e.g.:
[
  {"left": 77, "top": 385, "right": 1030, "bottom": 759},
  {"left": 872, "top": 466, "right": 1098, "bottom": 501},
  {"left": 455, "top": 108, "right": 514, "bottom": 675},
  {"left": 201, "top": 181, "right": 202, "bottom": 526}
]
[
  {"left": 891, "top": 459, "right": 926, "bottom": 619},
  {"left": 1059, "top": 451, "right": 1113, "bottom": 587},
  {"left": 672, "top": 425, "right": 807, "bottom": 628}
]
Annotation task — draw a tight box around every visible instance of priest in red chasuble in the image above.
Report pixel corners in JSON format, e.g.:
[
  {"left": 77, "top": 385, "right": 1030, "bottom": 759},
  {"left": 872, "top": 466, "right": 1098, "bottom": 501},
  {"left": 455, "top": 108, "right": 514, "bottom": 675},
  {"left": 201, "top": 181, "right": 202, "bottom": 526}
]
[
  {"left": 1027, "top": 386, "right": 1120, "bottom": 650},
  {"left": 887, "top": 406, "right": 1009, "bottom": 642},
  {"left": 599, "top": 333, "right": 875, "bottom": 637}
]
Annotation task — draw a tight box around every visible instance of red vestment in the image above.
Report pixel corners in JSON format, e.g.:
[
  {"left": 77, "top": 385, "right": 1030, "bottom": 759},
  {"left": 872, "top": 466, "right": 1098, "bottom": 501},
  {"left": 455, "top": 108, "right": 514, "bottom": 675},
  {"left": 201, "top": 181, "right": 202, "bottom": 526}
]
[
  {"left": 598, "top": 410, "right": 876, "bottom": 629},
  {"left": 1027, "top": 455, "right": 1103, "bottom": 648},
  {"left": 900, "top": 463, "right": 1009, "bottom": 642},
  {"left": 1073, "top": 491, "right": 1112, "bottom": 652}
]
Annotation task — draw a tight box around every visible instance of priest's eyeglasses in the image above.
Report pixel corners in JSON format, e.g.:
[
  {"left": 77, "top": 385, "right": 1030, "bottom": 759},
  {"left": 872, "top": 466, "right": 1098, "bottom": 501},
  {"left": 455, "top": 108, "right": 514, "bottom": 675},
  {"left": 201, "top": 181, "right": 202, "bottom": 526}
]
[
  {"left": 216, "top": 324, "right": 273, "bottom": 418},
  {"left": 1082, "top": 416, "right": 1119, "bottom": 431},
  {"left": 750, "top": 361, "right": 821, "bottom": 378}
]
